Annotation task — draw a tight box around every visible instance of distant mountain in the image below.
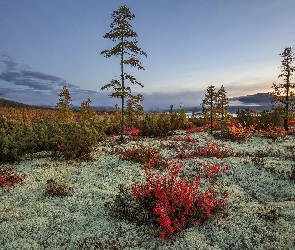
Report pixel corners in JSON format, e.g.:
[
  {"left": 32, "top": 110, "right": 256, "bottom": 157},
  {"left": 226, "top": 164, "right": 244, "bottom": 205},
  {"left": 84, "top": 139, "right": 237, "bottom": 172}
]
[
  {"left": 0, "top": 98, "right": 50, "bottom": 109},
  {"left": 0, "top": 98, "right": 116, "bottom": 111},
  {"left": 229, "top": 93, "right": 271, "bottom": 105},
  {"left": 228, "top": 93, "right": 272, "bottom": 113},
  {"left": 72, "top": 105, "right": 115, "bottom": 111},
  {"left": 0, "top": 98, "right": 32, "bottom": 108}
]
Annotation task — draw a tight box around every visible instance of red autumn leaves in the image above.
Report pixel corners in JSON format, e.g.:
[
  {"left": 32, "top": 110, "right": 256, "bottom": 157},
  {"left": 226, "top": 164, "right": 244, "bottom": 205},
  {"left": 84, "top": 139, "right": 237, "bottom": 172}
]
[{"left": 131, "top": 158, "right": 229, "bottom": 240}]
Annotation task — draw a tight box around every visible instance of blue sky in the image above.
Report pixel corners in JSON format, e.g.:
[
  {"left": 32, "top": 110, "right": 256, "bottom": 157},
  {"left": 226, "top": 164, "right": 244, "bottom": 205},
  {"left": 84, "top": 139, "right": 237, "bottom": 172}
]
[{"left": 0, "top": 0, "right": 294, "bottom": 109}]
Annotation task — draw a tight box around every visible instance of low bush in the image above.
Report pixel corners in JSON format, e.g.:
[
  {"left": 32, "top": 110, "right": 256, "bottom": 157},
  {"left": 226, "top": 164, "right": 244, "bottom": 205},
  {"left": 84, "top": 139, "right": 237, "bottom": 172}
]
[
  {"left": 196, "top": 160, "right": 230, "bottom": 183},
  {"left": 52, "top": 121, "right": 106, "bottom": 160},
  {"left": 109, "top": 159, "right": 228, "bottom": 240},
  {"left": 0, "top": 114, "right": 106, "bottom": 162},
  {"left": 186, "top": 122, "right": 206, "bottom": 134},
  {"left": 178, "top": 141, "right": 235, "bottom": 159},
  {"left": 224, "top": 121, "right": 255, "bottom": 141},
  {"left": 257, "top": 124, "right": 286, "bottom": 140},
  {"left": 44, "top": 178, "right": 72, "bottom": 198},
  {"left": 116, "top": 144, "right": 159, "bottom": 162},
  {"left": 139, "top": 112, "right": 174, "bottom": 137},
  {"left": 0, "top": 165, "right": 26, "bottom": 187},
  {"left": 0, "top": 115, "right": 36, "bottom": 162},
  {"left": 124, "top": 126, "right": 140, "bottom": 137}
]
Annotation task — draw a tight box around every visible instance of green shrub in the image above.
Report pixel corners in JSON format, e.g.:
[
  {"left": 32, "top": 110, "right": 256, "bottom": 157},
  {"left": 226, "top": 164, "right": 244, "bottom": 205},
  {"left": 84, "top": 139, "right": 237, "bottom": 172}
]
[
  {"left": 0, "top": 115, "right": 36, "bottom": 162},
  {"left": 139, "top": 112, "right": 174, "bottom": 137},
  {"left": 236, "top": 108, "right": 258, "bottom": 128},
  {"left": 53, "top": 120, "right": 106, "bottom": 160},
  {"left": 257, "top": 109, "right": 283, "bottom": 129},
  {"left": 103, "top": 111, "right": 121, "bottom": 135},
  {"left": 32, "top": 120, "right": 58, "bottom": 151},
  {"left": 0, "top": 114, "right": 106, "bottom": 162}
]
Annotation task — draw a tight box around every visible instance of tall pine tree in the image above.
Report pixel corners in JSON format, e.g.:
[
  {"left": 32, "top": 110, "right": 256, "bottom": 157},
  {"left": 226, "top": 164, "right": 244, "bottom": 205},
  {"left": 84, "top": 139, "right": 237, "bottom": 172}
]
[
  {"left": 202, "top": 85, "right": 218, "bottom": 134},
  {"left": 216, "top": 85, "right": 228, "bottom": 119},
  {"left": 269, "top": 47, "right": 295, "bottom": 131},
  {"left": 216, "top": 85, "right": 231, "bottom": 125},
  {"left": 100, "top": 5, "right": 147, "bottom": 141}
]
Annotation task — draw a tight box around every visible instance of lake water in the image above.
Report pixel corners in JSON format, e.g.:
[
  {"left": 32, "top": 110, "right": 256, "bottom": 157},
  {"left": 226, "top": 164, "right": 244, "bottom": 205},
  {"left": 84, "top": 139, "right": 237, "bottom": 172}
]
[{"left": 185, "top": 112, "right": 237, "bottom": 118}]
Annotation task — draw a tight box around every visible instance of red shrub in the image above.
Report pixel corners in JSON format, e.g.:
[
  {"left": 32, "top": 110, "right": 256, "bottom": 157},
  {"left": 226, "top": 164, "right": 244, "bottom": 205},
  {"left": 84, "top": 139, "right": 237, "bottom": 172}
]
[
  {"left": 131, "top": 159, "right": 228, "bottom": 240},
  {"left": 124, "top": 126, "right": 140, "bottom": 136},
  {"left": 0, "top": 166, "right": 26, "bottom": 187},
  {"left": 186, "top": 122, "right": 206, "bottom": 134},
  {"left": 197, "top": 160, "right": 230, "bottom": 182},
  {"left": 178, "top": 142, "right": 234, "bottom": 159},
  {"left": 257, "top": 124, "right": 286, "bottom": 140}
]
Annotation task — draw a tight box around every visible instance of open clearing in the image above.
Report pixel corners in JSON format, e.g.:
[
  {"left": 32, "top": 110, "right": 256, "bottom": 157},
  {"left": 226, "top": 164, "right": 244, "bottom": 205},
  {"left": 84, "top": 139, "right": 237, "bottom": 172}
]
[{"left": 1, "top": 131, "right": 295, "bottom": 249}]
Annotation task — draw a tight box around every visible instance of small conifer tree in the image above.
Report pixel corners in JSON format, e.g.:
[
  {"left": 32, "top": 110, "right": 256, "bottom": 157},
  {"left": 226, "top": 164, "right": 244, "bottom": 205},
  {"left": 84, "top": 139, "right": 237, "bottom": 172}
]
[
  {"left": 178, "top": 103, "right": 188, "bottom": 129},
  {"left": 125, "top": 94, "right": 144, "bottom": 127},
  {"left": 56, "top": 86, "right": 73, "bottom": 122},
  {"left": 79, "top": 98, "right": 96, "bottom": 121}
]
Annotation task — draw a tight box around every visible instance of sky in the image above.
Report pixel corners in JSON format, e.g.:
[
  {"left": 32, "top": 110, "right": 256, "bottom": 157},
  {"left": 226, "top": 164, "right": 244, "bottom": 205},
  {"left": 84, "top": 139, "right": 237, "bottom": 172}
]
[{"left": 0, "top": 0, "right": 295, "bottom": 110}]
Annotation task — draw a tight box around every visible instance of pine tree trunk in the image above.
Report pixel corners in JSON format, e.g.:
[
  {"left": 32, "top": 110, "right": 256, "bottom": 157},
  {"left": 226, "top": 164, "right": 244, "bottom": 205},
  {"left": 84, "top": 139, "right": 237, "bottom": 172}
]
[
  {"left": 120, "top": 36, "right": 125, "bottom": 142},
  {"left": 210, "top": 100, "right": 213, "bottom": 135},
  {"left": 284, "top": 98, "right": 289, "bottom": 131},
  {"left": 285, "top": 82, "right": 290, "bottom": 131}
]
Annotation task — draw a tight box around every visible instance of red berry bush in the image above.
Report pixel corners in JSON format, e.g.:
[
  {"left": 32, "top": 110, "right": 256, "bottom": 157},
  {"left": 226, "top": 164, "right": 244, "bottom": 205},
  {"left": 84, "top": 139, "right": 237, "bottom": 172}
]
[
  {"left": 0, "top": 165, "right": 26, "bottom": 187},
  {"left": 109, "top": 158, "right": 229, "bottom": 240},
  {"left": 178, "top": 141, "right": 235, "bottom": 159}
]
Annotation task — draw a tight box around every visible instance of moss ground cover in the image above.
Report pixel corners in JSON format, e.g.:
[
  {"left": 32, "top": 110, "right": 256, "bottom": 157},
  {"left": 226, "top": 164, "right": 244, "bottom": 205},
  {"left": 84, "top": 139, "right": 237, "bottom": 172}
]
[{"left": 0, "top": 132, "right": 295, "bottom": 249}]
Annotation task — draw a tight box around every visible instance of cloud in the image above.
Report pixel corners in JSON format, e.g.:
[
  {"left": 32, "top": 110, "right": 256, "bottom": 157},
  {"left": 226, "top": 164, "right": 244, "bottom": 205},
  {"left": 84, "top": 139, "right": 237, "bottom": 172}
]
[
  {"left": 0, "top": 53, "right": 100, "bottom": 105},
  {"left": 0, "top": 54, "right": 206, "bottom": 109},
  {"left": 228, "top": 100, "right": 259, "bottom": 106},
  {"left": 225, "top": 77, "right": 272, "bottom": 98},
  {"left": 0, "top": 55, "right": 68, "bottom": 92},
  {"left": 0, "top": 87, "right": 53, "bottom": 105}
]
